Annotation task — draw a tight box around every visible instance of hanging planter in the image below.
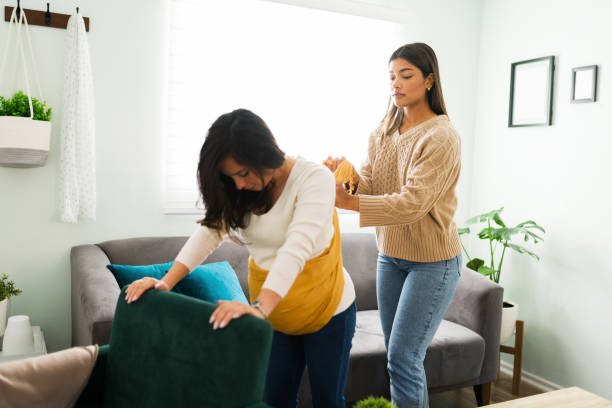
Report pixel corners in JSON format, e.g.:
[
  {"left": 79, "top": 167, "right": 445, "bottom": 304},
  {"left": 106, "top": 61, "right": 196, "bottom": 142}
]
[
  {"left": 0, "top": 7, "right": 53, "bottom": 168},
  {"left": 0, "top": 116, "right": 51, "bottom": 167},
  {"left": 0, "top": 92, "right": 52, "bottom": 167}
]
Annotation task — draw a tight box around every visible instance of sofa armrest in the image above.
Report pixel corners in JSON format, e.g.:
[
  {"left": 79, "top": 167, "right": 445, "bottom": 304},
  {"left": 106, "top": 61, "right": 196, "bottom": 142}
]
[
  {"left": 71, "top": 245, "right": 120, "bottom": 346},
  {"left": 444, "top": 267, "right": 503, "bottom": 385}
]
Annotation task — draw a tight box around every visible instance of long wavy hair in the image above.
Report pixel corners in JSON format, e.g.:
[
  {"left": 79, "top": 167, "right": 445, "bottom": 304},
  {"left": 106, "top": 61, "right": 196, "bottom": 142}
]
[
  {"left": 381, "top": 42, "right": 448, "bottom": 137},
  {"left": 197, "top": 109, "right": 285, "bottom": 241}
]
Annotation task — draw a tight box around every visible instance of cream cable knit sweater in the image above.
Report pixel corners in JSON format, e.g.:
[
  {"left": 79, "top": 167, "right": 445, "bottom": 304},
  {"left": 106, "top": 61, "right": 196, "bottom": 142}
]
[{"left": 357, "top": 115, "right": 462, "bottom": 262}]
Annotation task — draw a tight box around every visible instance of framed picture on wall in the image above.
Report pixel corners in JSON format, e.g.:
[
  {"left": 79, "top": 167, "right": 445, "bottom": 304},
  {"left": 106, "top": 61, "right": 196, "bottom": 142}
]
[
  {"left": 571, "top": 65, "right": 598, "bottom": 103},
  {"left": 508, "top": 56, "right": 555, "bottom": 127}
]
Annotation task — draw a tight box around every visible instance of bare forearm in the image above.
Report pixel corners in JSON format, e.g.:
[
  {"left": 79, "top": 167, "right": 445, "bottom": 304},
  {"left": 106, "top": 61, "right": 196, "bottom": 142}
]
[
  {"left": 345, "top": 195, "right": 359, "bottom": 212},
  {"left": 161, "top": 261, "right": 190, "bottom": 289},
  {"left": 255, "top": 288, "right": 282, "bottom": 317},
  {"left": 335, "top": 190, "right": 360, "bottom": 212}
]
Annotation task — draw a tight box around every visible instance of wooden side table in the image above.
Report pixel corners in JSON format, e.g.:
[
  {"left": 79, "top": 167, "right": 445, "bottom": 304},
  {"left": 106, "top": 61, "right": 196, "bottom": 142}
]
[
  {"left": 500, "top": 319, "right": 524, "bottom": 396},
  {"left": 486, "top": 387, "right": 612, "bottom": 407}
]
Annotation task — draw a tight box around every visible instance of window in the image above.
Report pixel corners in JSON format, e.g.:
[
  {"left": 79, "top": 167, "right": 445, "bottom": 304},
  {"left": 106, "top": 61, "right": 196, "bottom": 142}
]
[{"left": 165, "top": 0, "right": 404, "bottom": 212}]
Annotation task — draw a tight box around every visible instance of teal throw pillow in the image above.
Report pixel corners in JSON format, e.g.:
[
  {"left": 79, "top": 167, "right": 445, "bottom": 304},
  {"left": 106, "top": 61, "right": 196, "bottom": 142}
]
[{"left": 107, "top": 261, "right": 248, "bottom": 304}]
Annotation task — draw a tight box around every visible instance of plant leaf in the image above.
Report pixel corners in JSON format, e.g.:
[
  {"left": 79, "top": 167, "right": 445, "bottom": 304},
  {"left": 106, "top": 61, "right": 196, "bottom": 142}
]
[
  {"left": 516, "top": 220, "right": 546, "bottom": 233},
  {"left": 493, "top": 213, "right": 506, "bottom": 227},
  {"left": 516, "top": 227, "right": 544, "bottom": 243},
  {"left": 478, "top": 227, "right": 502, "bottom": 241},
  {"left": 507, "top": 243, "right": 540, "bottom": 260},
  {"left": 466, "top": 258, "right": 484, "bottom": 272},
  {"left": 477, "top": 265, "right": 496, "bottom": 276},
  {"left": 464, "top": 207, "right": 504, "bottom": 225},
  {"left": 457, "top": 227, "right": 470, "bottom": 235},
  {"left": 487, "top": 227, "right": 511, "bottom": 241}
]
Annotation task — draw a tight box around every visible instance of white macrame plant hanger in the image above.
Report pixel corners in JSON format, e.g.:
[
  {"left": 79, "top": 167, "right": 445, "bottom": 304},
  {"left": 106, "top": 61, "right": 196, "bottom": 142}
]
[{"left": 0, "top": 7, "right": 52, "bottom": 168}]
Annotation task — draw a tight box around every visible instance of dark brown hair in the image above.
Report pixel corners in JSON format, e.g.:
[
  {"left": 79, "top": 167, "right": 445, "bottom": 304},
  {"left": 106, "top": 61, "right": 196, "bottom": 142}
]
[
  {"left": 382, "top": 42, "right": 448, "bottom": 136},
  {"left": 197, "top": 109, "right": 285, "bottom": 240}
]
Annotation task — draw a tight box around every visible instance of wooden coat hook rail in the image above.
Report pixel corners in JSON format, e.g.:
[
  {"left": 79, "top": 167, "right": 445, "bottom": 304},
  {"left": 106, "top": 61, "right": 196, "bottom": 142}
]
[{"left": 4, "top": 2, "right": 90, "bottom": 32}]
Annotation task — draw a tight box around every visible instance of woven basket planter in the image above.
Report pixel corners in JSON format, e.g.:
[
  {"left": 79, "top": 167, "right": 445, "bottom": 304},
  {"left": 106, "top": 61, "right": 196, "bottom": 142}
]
[{"left": 0, "top": 116, "right": 52, "bottom": 168}]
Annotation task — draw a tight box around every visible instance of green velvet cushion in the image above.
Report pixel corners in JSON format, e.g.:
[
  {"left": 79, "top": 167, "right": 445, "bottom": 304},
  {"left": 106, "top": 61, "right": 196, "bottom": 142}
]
[
  {"left": 103, "top": 288, "right": 273, "bottom": 408},
  {"left": 107, "top": 261, "right": 248, "bottom": 304},
  {"left": 74, "top": 345, "right": 109, "bottom": 408}
]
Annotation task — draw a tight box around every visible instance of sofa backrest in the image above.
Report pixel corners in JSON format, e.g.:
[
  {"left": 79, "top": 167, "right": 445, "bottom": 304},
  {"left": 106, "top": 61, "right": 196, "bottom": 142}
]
[
  {"left": 338, "top": 233, "right": 378, "bottom": 311},
  {"left": 97, "top": 232, "right": 379, "bottom": 311},
  {"left": 97, "top": 236, "right": 190, "bottom": 266}
]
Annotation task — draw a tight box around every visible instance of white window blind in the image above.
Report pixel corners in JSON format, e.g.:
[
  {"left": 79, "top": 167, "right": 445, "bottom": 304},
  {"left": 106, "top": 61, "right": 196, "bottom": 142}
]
[{"left": 165, "top": 0, "right": 404, "bottom": 213}]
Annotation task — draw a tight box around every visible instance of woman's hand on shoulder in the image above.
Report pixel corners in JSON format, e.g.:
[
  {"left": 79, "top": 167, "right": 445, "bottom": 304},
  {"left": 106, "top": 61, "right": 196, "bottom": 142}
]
[
  {"left": 324, "top": 156, "right": 359, "bottom": 185},
  {"left": 125, "top": 277, "right": 170, "bottom": 304},
  {"left": 323, "top": 156, "right": 346, "bottom": 173},
  {"left": 209, "top": 300, "right": 264, "bottom": 330}
]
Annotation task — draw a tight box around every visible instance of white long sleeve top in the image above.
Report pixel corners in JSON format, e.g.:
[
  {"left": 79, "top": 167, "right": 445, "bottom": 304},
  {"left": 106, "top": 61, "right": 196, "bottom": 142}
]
[{"left": 176, "top": 157, "right": 356, "bottom": 316}]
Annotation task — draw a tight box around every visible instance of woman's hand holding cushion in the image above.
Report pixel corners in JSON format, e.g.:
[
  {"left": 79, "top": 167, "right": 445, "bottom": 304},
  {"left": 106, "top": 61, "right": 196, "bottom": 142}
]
[
  {"left": 125, "top": 277, "right": 170, "bottom": 304},
  {"left": 209, "top": 300, "right": 265, "bottom": 330}
]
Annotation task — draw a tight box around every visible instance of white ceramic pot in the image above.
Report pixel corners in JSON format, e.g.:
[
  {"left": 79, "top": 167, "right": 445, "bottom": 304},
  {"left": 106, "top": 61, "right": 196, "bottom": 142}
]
[
  {"left": 2, "top": 315, "right": 34, "bottom": 355},
  {"left": 0, "top": 116, "right": 52, "bottom": 167},
  {"left": 500, "top": 300, "right": 519, "bottom": 344},
  {"left": 0, "top": 298, "right": 7, "bottom": 336}
]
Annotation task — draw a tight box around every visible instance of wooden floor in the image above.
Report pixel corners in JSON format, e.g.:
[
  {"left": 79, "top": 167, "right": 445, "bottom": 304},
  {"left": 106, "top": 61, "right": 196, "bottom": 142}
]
[{"left": 430, "top": 371, "right": 544, "bottom": 408}]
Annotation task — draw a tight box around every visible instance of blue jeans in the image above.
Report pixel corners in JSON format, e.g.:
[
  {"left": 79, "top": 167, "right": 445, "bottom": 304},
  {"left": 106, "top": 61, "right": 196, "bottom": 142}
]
[
  {"left": 264, "top": 302, "right": 356, "bottom": 408},
  {"left": 377, "top": 253, "right": 462, "bottom": 408}
]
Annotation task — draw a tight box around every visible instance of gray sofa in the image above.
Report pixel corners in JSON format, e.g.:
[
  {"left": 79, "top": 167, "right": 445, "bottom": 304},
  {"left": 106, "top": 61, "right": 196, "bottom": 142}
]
[{"left": 71, "top": 233, "right": 503, "bottom": 406}]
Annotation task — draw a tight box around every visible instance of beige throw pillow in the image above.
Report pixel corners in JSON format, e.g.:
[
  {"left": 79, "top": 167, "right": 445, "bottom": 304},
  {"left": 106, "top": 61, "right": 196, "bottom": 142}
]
[{"left": 0, "top": 345, "right": 98, "bottom": 408}]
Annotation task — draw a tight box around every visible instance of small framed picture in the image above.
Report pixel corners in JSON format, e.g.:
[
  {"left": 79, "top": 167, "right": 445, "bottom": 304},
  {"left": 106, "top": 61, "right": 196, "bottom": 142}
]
[
  {"left": 508, "top": 56, "right": 555, "bottom": 127},
  {"left": 571, "top": 65, "right": 598, "bottom": 103}
]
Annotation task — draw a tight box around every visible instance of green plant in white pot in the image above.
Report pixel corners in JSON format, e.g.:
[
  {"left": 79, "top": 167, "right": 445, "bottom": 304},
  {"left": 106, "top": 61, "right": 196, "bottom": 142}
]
[
  {"left": 458, "top": 207, "right": 545, "bottom": 343},
  {"left": 0, "top": 273, "right": 22, "bottom": 337},
  {"left": 0, "top": 91, "right": 53, "bottom": 168},
  {"left": 0, "top": 91, "right": 52, "bottom": 121}
]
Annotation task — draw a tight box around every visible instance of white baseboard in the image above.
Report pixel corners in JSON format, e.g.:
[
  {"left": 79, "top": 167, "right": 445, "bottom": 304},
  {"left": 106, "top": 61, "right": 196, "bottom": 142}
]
[{"left": 500, "top": 361, "right": 563, "bottom": 393}]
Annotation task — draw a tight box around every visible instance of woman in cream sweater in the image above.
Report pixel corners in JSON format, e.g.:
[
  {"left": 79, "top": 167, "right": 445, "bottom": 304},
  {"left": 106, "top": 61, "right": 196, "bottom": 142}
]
[
  {"left": 328, "top": 43, "right": 462, "bottom": 408},
  {"left": 127, "top": 109, "right": 356, "bottom": 408}
]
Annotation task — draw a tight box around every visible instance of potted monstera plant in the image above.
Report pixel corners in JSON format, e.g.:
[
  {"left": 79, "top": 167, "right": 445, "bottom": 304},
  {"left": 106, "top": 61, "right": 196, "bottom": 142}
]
[
  {"left": 0, "top": 90, "right": 53, "bottom": 168},
  {"left": 458, "top": 207, "right": 545, "bottom": 344}
]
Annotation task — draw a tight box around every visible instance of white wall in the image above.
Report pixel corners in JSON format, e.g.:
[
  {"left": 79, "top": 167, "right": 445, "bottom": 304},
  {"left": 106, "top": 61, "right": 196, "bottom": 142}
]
[
  {"left": 0, "top": 0, "right": 190, "bottom": 351},
  {"left": 470, "top": 0, "right": 612, "bottom": 399},
  {"left": 0, "top": 0, "right": 482, "bottom": 352}
]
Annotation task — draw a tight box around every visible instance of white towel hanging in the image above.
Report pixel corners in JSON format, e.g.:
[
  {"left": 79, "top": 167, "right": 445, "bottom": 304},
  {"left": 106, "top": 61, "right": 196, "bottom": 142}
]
[{"left": 59, "top": 11, "right": 96, "bottom": 223}]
